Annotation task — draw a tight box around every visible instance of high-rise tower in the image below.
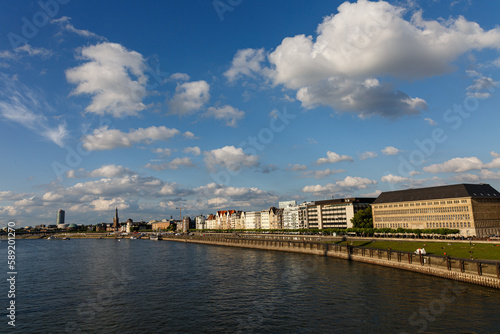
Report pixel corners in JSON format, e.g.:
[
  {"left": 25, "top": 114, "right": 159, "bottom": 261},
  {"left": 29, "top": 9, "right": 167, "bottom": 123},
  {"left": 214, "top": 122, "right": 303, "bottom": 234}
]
[{"left": 57, "top": 209, "right": 65, "bottom": 225}]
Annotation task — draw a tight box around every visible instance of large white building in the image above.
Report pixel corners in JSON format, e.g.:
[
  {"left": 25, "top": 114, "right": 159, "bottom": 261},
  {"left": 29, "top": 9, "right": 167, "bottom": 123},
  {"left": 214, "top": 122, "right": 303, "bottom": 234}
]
[
  {"left": 305, "top": 198, "right": 375, "bottom": 229},
  {"left": 195, "top": 215, "right": 206, "bottom": 230},
  {"left": 243, "top": 211, "right": 261, "bottom": 229}
]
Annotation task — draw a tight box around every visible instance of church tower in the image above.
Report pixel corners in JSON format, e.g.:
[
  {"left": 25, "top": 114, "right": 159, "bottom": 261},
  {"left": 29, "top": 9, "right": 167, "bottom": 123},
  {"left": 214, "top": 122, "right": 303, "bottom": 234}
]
[{"left": 112, "top": 207, "right": 120, "bottom": 230}]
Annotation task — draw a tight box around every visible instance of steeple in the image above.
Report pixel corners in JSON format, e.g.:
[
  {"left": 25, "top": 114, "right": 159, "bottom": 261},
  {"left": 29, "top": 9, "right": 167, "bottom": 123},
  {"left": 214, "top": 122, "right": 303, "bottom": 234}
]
[{"left": 112, "top": 207, "right": 119, "bottom": 230}]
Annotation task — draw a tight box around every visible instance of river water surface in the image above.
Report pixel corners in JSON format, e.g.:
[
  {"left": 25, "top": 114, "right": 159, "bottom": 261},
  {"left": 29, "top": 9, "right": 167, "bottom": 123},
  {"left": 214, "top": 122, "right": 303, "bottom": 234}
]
[{"left": 3, "top": 238, "right": 499, "bottom": 333}]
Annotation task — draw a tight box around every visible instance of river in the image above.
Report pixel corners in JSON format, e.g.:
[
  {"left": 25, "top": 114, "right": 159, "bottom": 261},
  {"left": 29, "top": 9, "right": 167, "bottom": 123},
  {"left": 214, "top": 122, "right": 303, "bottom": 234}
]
[{"left": 3, "top": 238, "right": 499, "bottom": 333}]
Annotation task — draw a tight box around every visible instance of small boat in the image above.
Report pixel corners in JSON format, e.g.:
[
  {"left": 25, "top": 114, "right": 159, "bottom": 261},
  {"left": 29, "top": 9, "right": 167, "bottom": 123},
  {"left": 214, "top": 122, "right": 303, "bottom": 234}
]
[
  {"left": 47, "top": 236, "right": 58, "bottom": 240},
  {"left": 130, "top": 236, "right": 137, "bottom": 240},
  {"left": 62, "top": 237, "right": 70, "bottom": 240},
  {"left": 150, "top": 234, "right": 159, "bottom": 241}
]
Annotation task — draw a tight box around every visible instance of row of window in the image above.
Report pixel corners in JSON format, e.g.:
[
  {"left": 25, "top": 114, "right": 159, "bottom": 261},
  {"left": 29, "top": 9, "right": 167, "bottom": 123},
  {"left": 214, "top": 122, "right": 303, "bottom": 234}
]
[
  {"left": 375, "top": 221, "right": 471, "bottom": 229},
  {"left": 374, "top": 214, "right": 471, "bottom": 222},
  {"left": 374, "top": 206, "right": 470, "bottom": 216},
  {"left": 374, "top": 199, "right": 468, "bottom": 209}
]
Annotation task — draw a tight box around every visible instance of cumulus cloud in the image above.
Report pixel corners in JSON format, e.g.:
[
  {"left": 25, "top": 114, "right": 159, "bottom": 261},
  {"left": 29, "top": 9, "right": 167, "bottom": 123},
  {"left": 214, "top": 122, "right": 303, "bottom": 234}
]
[
  {"left": 423, "top": 157, "right": 483, "bottom": 173},
  {"left": 382, "top": 146, "right": 401, "bottom": 155},
  {"left": 230, "top": 0, "right": 500, "bottom": 118},
  {"left": 89, "top": 164, "right": 136, "bottom": 178},
  {"left": 381, "top": 174, "right": 410, "bottom": 184},
  {"left": 224, "top": 48, "right": 266, "bottom": 82},
  {"left": 66, "top": 164, "right": 136, "bottom": 178},
  {"left": 195, "top": 183, "right": 279, "bottom": 208},
  {"left": 302, "top": 176, "right": 377, "bottom": 194},
  {"left": 204, "top": 146, "right": 259, "bottom": 172},
  {"left": 359, "top": 151, "right": 378, "bottom": 160},
  {"left": 204, "top": 105, "right": 245, "bottom": 127},
  {"left": 82, "top": 125, "right": 180, "bottom": 151},
  {"left": 466, "top": 71, "right": 498, "bottom": 99},
  {"left": 66, "top": 42, "right": 147, "bottom": 117},
  {"left": 183, "top": 131, "right": 197, "bottom": 139},
  {"left": 301, "top": 168, "right": 346, "bottom": 179},
  {"left": 288, "top": 164, "right": 307, "bottom": 171},
  {"left": 316, "top": 151, "right": 353, "bottom": 164},
  {"left": 167, "top": 80, "right": 210, "bottom": 116},
  {"left": 452, "top": 173, "right": 481, "bottom": 183},
  {"left": 169, "top": 73, "right": 190, "bottom": 81},
  {"left": 145, "top": 157, "right": 195, "bottom": 170},
  {"left": 183, "top": 146, "right": 201, "bottom": 156},
  {"left": 153, "top": 148, "right": 173, "bottom": 157}
]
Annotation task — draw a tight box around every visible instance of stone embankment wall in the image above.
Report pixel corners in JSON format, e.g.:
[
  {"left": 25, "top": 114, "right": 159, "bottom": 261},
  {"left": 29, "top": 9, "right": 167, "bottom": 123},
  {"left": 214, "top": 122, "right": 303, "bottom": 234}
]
[{"left": 163, "top": 235, "right": 500, "bottom": 289}]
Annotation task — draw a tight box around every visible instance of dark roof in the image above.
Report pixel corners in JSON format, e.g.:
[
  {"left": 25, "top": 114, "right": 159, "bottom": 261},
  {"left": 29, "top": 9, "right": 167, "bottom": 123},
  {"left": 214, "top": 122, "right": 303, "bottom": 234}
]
[{"left": 373, "top": 184, "right": 500, "bottom": 204}]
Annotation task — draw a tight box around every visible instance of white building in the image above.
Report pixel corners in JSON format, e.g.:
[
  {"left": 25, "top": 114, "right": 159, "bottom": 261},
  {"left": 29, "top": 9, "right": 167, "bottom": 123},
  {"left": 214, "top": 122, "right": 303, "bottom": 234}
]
[
  {"left": 243, "top": 211, "right": 261, "bottom": 230},
  {"left": 195, "top": 215, "right": 206, "bottom": 229},
  {"left": 283, "top": 204, "right": 299, "bottom": 229},
  {"left": 260, "top": 209, "right": 270, "bottom": 230}
]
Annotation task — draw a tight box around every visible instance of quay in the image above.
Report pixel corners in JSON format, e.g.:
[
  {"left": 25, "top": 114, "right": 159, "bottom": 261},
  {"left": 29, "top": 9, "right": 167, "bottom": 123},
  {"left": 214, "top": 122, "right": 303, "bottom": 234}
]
[{"left": 162, "top": 234, "right": 500, "bottom": 289}]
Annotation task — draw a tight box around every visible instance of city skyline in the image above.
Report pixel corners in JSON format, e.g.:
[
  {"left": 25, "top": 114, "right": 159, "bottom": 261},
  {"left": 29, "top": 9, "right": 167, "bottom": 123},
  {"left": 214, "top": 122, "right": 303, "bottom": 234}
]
[{"left": 2, "top": 0, "right": 500, "bottom": 226}]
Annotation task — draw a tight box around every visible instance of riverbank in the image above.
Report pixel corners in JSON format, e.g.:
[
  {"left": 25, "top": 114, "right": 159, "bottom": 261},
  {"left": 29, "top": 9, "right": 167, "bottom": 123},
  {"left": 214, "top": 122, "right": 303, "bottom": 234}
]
[{"left": 163, "top": 235, "right": 500, "bottom": 289}]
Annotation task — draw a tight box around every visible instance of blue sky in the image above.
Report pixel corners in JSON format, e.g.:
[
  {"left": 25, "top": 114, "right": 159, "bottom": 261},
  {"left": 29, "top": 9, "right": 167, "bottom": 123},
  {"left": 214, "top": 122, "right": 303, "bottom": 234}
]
[{"left": 1, "top": 0, "right": 500, "bottom": 226}]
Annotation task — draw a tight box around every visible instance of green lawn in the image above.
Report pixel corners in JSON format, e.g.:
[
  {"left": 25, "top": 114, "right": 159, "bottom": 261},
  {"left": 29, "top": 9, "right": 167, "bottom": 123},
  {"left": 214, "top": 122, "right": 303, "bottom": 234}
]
[{"left": 335, "top": 240, "right": 500, "bottom": 261}]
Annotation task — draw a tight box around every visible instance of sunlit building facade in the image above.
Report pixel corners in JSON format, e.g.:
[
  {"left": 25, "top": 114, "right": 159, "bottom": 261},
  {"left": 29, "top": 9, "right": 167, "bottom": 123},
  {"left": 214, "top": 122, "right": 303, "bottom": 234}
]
[{"left": 372, "top": 183, "right": 500, "bottom": 237}]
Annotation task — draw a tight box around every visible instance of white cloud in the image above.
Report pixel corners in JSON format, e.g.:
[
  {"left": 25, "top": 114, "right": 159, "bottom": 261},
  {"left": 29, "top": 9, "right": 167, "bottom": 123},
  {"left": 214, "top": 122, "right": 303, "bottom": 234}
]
[
  {"left": 15, "top": 44, "right": 53, "bottom": 58},
  {"left": 317, "top": 151, "right": 353, "bottom": 164},
  {"left": 204, "top": 146, "right": 259, "bottom": 172},
  {"left": 89, "top": 164, "right": 136, "bottom": 178},
  {"left": 466, "top": 72, "right": 497, "bottom": 99},
  {"left": 204, "top": 105, "right": 245, "bottom": 127},
  {"left": 183, "top": 146, "right": 201, "bottom": 156},
  {"left": 52, "top": 16, "right": 104, "bottom": 39},
  {"left": 145, "top": 157, "right": 195, "bottom": 170},
  {"left": 82, "top": 126, "right": 180, "bottom": 151},
  {"left": 169, "top": 73, "right": 190, "bottom": 81},
  {"left": 452, "top": 173, "right": 481, "bottom": 183},
  {"left": 183, "top": 131, "right": 197, "bottom": 139},
  {"left": 0, "top": 73, "right": 68, "bottom": 146},
  {"left": 167, "top": 80, "right": 210, "bottom": 116},
  {"left": 359, "top": 151, "right": 378, "bottom": 160},
  {"left": 381, "top": 174, "right": 410, "bottom": 184},
  {"left": 66, "top": 165, "right": 136, "bottom": 178},
  {"left": 479, "top": 170, "right": 500, "bottom": 180},
  {"left": 288, "top": 164, "right": 307, "bottom": 171},
  {"left": 382, "top": 146, "right": 401, "bottom": 155},
  {"left": 302, "top": 168, "right": 346, "bottom": 179},
  {"left": 66, "top": 42, "right": 147, "bottom": 117},
  {"left": 423, "top": 157, "right": 483, "bottom": 173},
  {"left": 224, "top": 48, "right": 266, "bottom": 82},
  {"left": 0, "top": 44, "right": 53, "bottom": 59},
  {"left": 491, "top": 151, "right": 500, "bottom": 158},
  {"left": 153, "top": 148, "right": 173, "bottom": 157},
  {"left": 302, "top": 176, "right": 377, "bottom": 194},
  {"left": 195, "top": 183, "right": 278, "bottom": 208},
  {"left": 424, "top": 118, "right": 437, "bottom": 126},
  {"left": 234, "top": 0, "right": 500, "bottom": 118}
]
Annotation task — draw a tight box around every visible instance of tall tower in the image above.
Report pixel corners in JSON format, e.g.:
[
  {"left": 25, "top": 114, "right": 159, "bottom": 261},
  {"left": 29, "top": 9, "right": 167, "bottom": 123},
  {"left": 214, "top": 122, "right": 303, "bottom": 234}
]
[
  {"left": 112, "top": 207, "right": 119, "bottom": 230},
  {"left": 57, "top": 209, "right": 65, "bottom": 225}
]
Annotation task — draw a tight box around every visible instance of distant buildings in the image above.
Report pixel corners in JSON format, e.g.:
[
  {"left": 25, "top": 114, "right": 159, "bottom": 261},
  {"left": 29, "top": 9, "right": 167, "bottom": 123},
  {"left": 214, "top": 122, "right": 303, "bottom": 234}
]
[
  {"left": 82, "top": 183, "right": 500, "bottom": 238},
  {"left": 372, "top": 183, "right": 500, "bottom": 237}
]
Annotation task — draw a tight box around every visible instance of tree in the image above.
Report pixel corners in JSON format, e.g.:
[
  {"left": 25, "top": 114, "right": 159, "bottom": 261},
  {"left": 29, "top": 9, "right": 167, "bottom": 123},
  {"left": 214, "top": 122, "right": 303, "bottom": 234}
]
[{"left": 351, "top": 207, "right": 373, "bottom": 228}]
